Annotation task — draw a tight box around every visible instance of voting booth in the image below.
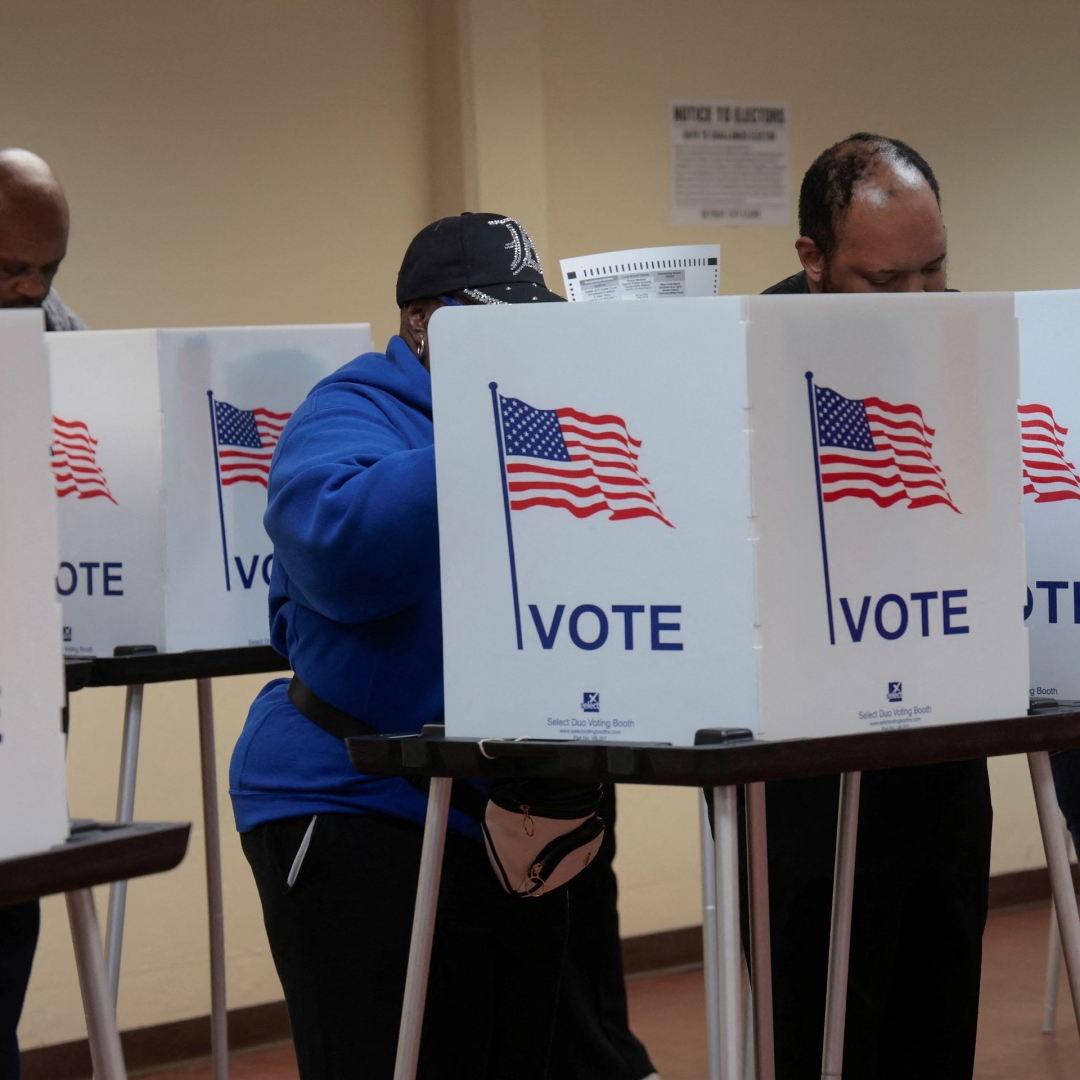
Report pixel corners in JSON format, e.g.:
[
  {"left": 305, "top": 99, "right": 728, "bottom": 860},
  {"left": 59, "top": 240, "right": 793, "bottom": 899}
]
[
  {"left": 1017, "top": 290, "right": 1080, "bottom": 701},
  {"left": 48, "top": 323, "right": 372, "bottom": 657},
  {"left": 0, "top": 311, "right": 68, "bottom": 860},
  {"left": 430, "top": 294, "right": 1029, "bottom": 744}
]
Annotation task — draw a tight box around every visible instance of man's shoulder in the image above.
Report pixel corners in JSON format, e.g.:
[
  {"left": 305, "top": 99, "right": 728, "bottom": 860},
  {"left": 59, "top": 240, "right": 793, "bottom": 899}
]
[
  {"left": 43, "top": 290, "right": 86, "bottom": 332},
  {"left": 761, "top": 271, "right": 810, "bottom": 295}
]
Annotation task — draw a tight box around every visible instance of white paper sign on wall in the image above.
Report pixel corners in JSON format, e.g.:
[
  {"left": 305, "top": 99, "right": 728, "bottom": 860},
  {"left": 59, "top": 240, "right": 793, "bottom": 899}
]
[
  {"left": 0, "top": 311, "right": 68, "bottom": 860},
  {"left": 430, "top": 294, "right": 1028, "bottom": 745},
  {"left": 49, "top": 323, "right": 373, "bottom": 657},
  {"left": 670, "top": 100, "right": 790, "bottom": 226},
  {"left": 1017, "top": 290, "right": 1080, "bottom": 701}
]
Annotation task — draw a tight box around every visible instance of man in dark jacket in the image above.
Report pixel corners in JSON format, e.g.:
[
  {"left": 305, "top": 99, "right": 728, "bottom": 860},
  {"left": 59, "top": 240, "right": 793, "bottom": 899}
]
[
  {"left": 0, "top": 146, "right": 84, "bottom": 1080},
  {"left": 760, "top": 134, "right": 988, "bottom": 1080}
]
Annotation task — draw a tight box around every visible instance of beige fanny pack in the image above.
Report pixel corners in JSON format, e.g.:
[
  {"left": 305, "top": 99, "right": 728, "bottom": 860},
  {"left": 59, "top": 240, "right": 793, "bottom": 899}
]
[{"left": 481, "top": 779, "right": 606, "bottom": 897}]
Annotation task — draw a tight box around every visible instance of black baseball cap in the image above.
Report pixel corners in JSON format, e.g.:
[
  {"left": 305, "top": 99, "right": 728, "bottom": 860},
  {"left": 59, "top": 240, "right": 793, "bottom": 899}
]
[{"left": 396, "top": 212, "right": 566, "bottom": 307}]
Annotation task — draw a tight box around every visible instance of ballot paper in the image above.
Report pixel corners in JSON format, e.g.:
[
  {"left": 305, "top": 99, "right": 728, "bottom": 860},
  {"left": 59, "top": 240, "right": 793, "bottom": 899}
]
[
  {"left": 560, "top": 245, "right": 719, "bottom": 302},
  {"left": 670, "top": 99, "right": 790, "bottom": 226}
]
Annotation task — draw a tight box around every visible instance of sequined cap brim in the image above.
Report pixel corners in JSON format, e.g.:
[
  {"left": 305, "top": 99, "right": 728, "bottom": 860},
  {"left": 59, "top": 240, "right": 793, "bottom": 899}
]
[{"left": 464, "top": 281, "right": 567, "bottom": 305}]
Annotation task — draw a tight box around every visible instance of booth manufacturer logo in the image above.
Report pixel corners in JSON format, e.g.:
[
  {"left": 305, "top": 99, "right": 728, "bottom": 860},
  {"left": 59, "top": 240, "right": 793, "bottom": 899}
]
[
  {"left": 888, "top": 681, "right": 903, "bottom": 702},
  {"left": 51, "top": 416, "right": 116, "bottom": 504},
  {"left": 582, "top": 692, "right": 600, "bottom": 712}
]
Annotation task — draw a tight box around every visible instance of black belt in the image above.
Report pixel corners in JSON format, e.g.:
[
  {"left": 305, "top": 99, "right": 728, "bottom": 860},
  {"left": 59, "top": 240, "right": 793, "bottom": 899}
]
[
  {"left": 287, "top": 675, "right": 488, "bottom": 821},
  {"left": 288, "top": 675, "right": 379, "bottom": 740}
]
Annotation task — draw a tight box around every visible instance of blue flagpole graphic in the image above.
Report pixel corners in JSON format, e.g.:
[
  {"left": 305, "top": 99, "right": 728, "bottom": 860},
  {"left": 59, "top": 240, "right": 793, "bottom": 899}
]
[
  {"left": 490, "top": 382, "right": 523, "bottom": 649},
  {"left": 805, "top": 372, "right": 836, "bottom": 645},
  {"left": 207, "top": 390, "right": 232, "bottom": 592}
]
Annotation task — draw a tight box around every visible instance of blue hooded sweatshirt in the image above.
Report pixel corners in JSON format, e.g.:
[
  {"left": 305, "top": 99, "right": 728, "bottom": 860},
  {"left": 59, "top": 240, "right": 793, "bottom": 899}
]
[{"left": 229, "top": 335, "right": 477, "bottom": 836}]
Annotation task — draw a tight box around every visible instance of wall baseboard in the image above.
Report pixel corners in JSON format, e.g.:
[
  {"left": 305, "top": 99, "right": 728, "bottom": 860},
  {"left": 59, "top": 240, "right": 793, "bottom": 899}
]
[
  {"left": 622, "top": 924, "right": 703, "bottom": 976},
  {"left": 21, "top": 866, "right": 1071, "bottom": 1079},
  {"left": 20, "top": 1000, "right": 291, "bottom": 1080},
  {"left": 987, "top": 863, "right": 1079, "bottom": 911},
  {"left": 619, "top": 865, "right": 1076, "bottom": 978}
]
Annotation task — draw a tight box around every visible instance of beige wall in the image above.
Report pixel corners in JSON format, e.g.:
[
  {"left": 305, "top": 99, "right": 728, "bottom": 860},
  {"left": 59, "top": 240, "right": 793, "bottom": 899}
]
[
  {"left": 538, "top": 0, "right": 1080, "bottom": 296},
  {"left": 6, "top": 0, "right": 1079, "bottom": 1050},
  {"left": 0, "top": 0, "right": 433, "bottom": 344}
]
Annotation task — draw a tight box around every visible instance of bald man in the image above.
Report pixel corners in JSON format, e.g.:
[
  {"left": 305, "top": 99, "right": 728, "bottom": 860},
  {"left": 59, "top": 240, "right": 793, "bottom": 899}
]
[
  {"left": 0, "top": 147, "right": 82, "bottom": 1080},
  {"left": 0, "top": 148, "right": 84, "bottom": 330},
  {"left": 759, "top": 136, "right": 987, "bottom": 1080}
]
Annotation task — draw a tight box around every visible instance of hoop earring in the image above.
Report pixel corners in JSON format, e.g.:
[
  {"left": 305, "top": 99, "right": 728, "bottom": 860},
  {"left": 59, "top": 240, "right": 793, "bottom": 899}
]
[{"left": 416, "top": 336, "right": 426, "bottom": 361}]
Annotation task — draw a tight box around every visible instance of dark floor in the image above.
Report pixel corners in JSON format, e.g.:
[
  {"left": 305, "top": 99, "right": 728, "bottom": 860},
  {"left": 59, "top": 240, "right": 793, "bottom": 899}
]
[{"left": 140, "top": 903, "right": 1080, "bottom": 1079}]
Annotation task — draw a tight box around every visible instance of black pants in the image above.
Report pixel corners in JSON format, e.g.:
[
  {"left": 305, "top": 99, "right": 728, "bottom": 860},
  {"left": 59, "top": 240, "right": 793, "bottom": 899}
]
[
  {"left": 757, "top": 760, "right": 992, "bottom": 1080},
  {"left": 550, "top": 787, "right": 655, "bottom": 1080},
  {"left": 0, "top": 901, "right": 39, "bottom": 1080},
  {"left": 242, "top": 812, "right": 568, "bottom": 1080}
]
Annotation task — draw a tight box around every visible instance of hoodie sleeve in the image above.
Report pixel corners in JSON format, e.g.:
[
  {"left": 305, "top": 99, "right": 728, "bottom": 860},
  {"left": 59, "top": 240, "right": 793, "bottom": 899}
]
[{"left": 264, "top": 396, "right": 438, "bottom": 625}]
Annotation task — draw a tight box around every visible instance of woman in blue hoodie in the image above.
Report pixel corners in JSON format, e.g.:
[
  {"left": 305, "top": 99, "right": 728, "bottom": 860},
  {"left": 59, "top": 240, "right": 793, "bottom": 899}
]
[{"left": 231, "top": 214, "right": 658, "bottom": 1080}]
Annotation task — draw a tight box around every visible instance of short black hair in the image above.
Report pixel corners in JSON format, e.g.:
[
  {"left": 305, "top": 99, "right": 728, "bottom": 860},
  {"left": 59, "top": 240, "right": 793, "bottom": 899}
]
[{"left": 798, "top": 133, "right": 941, "bottom": 258}]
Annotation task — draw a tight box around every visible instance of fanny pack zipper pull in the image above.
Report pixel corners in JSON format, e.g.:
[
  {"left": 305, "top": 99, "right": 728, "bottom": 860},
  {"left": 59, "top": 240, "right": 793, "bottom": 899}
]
[{"left": 526, "top": 862, "right": 546, "bottom": 896}]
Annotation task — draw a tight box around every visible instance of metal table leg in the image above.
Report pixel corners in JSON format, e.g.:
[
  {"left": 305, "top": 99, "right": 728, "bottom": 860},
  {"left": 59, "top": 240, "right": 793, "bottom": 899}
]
[
  {"left": 821, "top": 771, "right": 861, "bottom": 1080},
  {"left": 394, "top": 775, "right": 452, "bottom": 1080},
  {"left": 1044, "top": 896, "right": 1063, "bottom": 1032},
  {"left": 743, "top": 959, "right": 756, "bottom": 1080},
  {"left": 713, "top": 785, "right": 744, "bottom": 1080},
  {"left": 746, "top": 781, "right": 775, "bottom": 1080},
  {"left": 104, "top": 684, "right": 144, "bottom": 1006},
  {"left": 1042, "top": 820, "right": 1071, "bottom": 1033},
  {"left": 67, "top": 888, "right": 128, "bottom": 1080},
  {"left": 700, "top": 792, "right": 721, "bottom": 1080},
  {"left": 1029, "top": 751, "right": 1080, "bottom": 1038},
  {"left": 196, "top": 678, "right": 229, "bottom": 1080}
]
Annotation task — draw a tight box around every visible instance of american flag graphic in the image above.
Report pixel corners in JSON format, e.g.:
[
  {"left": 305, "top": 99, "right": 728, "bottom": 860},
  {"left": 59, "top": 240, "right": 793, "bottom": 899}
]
[
  {"left": 813, "top": 384, "right": 959, "bottom": 513},
  {"left": 497, "top": 394, "right": 673, "bottom": 527},
  {"left": 1019, "top": 403, "right": 1080, "bottom": 503},
  {"left": 212, "top": 399, "right": 290, "bottom": 488},
  {"left": 51, "top": 417, "right": 117, "bottom": 504}
]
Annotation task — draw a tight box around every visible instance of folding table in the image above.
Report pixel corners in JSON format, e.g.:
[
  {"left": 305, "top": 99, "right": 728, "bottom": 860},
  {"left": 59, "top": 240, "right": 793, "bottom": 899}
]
[
  {"left": 347, "top": 705, "right": 1080, "bottom": 1080},
  {"left": 2, "top": 820, "right": 190, "bottom": 1080},
  {"left": 64, "top": 645, "right": 289, "bottom": 1080}
]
